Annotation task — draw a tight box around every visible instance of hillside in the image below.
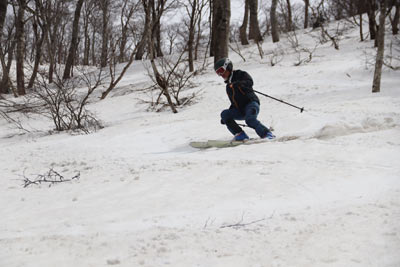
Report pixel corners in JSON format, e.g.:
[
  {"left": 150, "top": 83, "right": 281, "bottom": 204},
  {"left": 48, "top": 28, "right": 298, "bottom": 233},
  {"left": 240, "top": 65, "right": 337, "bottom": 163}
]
[{"left": 1, "top": 21, "right": 400, "bottom": 267}]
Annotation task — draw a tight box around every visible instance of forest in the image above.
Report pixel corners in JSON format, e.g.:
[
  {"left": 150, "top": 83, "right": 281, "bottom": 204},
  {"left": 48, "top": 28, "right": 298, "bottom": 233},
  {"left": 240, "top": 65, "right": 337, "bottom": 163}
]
[{"left": 0, "top": 0, "right": 399, "bottom": 131}]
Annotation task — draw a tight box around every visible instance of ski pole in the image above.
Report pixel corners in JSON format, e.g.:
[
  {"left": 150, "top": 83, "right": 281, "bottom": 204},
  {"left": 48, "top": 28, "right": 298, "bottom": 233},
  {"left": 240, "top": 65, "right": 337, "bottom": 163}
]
[{"left": 254, "top": 90, "right": 304, "bottom": 113}]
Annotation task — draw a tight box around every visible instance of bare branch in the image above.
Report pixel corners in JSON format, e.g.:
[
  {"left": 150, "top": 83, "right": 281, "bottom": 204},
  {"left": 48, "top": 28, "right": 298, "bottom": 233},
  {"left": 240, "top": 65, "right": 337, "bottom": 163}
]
[
  {"left": 21, "top": 168, "right": 80, "bottom": 188},
  {"left": 220, "top": 211, "right": 275, "bottom": 229}
]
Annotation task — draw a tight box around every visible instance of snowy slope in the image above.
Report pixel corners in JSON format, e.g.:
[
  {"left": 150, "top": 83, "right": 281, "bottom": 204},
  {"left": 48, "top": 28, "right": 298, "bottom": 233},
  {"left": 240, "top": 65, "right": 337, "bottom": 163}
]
[{"left": 1, "top": 22, "right": 400, "bottom": 267}]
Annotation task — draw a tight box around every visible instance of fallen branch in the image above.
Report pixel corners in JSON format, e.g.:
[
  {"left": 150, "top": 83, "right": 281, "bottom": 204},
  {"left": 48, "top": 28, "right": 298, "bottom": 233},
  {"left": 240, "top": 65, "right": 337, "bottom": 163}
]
[
  {"left": 21, "top": 168, "right": 80, "bottom": 188},
  {"left": 220, "top": 218, "right": 266, "bottom": 229},
  {"left": 220, "top": 211, "right": 275, "bottom": 229}
]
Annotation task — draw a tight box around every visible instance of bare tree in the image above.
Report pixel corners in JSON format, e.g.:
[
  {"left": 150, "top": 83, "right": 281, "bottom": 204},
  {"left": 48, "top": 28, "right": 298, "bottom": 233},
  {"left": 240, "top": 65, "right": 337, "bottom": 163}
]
[
  {"left": 152, "top": 1, "right": 164, "bottom": 58},
  {"left": 165, "top": 23, "right": 180, "bottom": 55},
  {"left": 33, "top": 69, "right": 104, "bottom": 132},
  {"left": 194, "top": 2, "right": 206, "bottom": 60},
  {"left": 118, "top": 0, "right": 140, "bottom": 62},
  {"left": 366, "top": 0, "right": 378, "bottom": 42},
  {"left": 186, "top": 0, "right": 198, "bottom": 72},
  {"left": 327, "top": 0, "right": 383, "bottom": 42},
  {"left": 389, "top": 0, "right": 399, "bottom": 34},
  {"left": 14, "top": 0, "right": 26, "bottom": 95},
  {"left": 99, "top": 0, "right": 110, "bottom": 68},
  {"left": 0, "top": 0, "right": 6, "bottom": 36},
  {"left": 248, "top": 0, "right": 262, "bottom": 41},
  {"left": 144, "top": 0, "right": 178, "bottom": 113},
  {"left": 26, "top": 0, "right": 51, "bottom": 89},
  {"left": 145, "top": 51, "right": 198, "bottom": 111},
  {"left": 303, "top": 0, "right": 310, "bottom": 28},
  {"left": 100, "top": 47, "right": 138, "bottom": 99},
  {"left": 100, "top": 3, "right": 142, "bottom": 100},
  {"left": 82, "top": 0, "right": 95, "bottom": 65},
  {"left": 356, "top": 0, "right": 365, "bottom": 41},
  {"left": 135, "top": 1, "right": 151, "bottom": 60},
  {"left": 271, "top": 0, "right": 280, "bottom": 43},
  {"left": 285, "top": 0, "right": 294, "bottom": 32},
  {"left": 372, "top": 0, "right": 388, "bottom": 93},
  {"left": 310, "top": 1, "right": 340, "bottom": 50},
  {"left": 0, "top": 13, "right": 16, "bottom": 95},
  {"left": 63, "top": 0, "right": 84, "bottom": 80},
  {"left": 184, "top": 0, "right": 207, "bottom": 72},
  {"left": 209, "top": 0, "right": 214, "bottom": 57},
  {"left": 212, "top": 0, "right": 230, "bottom": 62},
  {"left": 239, "top": 0, "right": 249, "bottom": 45},
  {"left": 288, "top": 30, "right": 319, "bottom": 66},
  {"left": 44, "top": 1, "right": 69, "bottom": 83},
  {"left": 0, "top": 0, "right": 8, "bottom": 95}
]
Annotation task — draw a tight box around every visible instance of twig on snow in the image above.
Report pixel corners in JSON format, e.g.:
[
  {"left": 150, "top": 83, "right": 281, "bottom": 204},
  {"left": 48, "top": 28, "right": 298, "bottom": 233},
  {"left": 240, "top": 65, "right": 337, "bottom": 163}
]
[
  {"left": 21, "top": 168, "right": 80, "bottom": 188},
  {"left": 220, "top": 210, "right": 275, "bottom": 229}
]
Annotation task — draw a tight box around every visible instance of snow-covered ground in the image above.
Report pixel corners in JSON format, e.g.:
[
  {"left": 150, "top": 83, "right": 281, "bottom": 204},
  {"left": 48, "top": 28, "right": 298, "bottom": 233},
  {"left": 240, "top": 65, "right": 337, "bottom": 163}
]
[{"left": 1, "top": 22, "right": 400, "bottom": 267}]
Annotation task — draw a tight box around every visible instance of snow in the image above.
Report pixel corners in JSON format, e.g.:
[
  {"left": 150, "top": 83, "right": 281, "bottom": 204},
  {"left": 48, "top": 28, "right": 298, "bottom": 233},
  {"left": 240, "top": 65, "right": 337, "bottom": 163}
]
[{"left": 1, "top": 22, "right": 400, "bottom": 267}]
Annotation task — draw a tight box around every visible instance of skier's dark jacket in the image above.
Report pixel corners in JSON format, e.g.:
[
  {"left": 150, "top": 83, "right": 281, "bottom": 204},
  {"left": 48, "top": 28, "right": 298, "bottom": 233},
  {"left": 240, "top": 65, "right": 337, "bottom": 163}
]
[{"left": 225, "top": 69, "right": 260, "bottom": 114}]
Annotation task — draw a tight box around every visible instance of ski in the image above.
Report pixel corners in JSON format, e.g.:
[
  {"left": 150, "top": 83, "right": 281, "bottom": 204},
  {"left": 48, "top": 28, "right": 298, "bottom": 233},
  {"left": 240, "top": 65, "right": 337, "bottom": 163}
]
[{"left": 189, "top": 138, "right": 272, "bottom": 149}]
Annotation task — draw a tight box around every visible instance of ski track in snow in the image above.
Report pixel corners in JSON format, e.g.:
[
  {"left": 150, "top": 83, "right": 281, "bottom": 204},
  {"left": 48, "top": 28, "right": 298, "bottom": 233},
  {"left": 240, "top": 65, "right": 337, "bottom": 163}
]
[{"left": 1, "top": 19, "right": 400, "bottom": 267}]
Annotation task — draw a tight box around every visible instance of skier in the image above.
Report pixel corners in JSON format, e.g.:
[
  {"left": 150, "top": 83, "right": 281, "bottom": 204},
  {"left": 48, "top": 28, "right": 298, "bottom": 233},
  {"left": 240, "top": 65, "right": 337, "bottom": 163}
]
[{"left": 215, "top": 58, "right": 275, "bottom": 141}]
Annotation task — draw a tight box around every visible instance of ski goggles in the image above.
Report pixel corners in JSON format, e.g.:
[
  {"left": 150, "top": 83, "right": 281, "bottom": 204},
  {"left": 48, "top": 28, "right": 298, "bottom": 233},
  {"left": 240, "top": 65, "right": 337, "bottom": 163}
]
[{"left": 215, "top": 66, "right": 226, "bottom": 76}]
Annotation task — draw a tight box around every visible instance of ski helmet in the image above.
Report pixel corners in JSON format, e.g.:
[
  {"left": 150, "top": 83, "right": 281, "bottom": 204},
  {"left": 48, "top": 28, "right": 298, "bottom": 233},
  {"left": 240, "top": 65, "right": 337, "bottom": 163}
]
[{"left": 214, "top": 58, "right": 233, "bottom": 76}]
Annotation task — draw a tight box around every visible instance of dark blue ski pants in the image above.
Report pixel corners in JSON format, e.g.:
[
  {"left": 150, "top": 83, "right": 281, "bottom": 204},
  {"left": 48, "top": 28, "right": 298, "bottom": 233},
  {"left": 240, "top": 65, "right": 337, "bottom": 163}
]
[{"left": 220, "top": 101, "right": 269, "bottom": 137}]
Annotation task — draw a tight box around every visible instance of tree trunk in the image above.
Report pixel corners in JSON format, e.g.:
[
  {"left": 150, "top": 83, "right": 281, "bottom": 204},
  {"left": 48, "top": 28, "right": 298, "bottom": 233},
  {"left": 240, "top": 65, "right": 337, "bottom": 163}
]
[
  {"left": 28, "top": 17, "right": 48, "bottom": 89},
  {"left": 83, "top": 2, "right": 91, "bottom": 66},
  {"left": 141, "top": 0, "right": 177, "bottom": 113},
  {"left": 248, "top": 0, "right": 262, "bottom": 42},
  {"left": 359, "top": 13, "right": 364, "bottom": 41},
  {"left": 59, "top": 23, "right": 68, "bottom": 64},
  {"left": 392, "top": 1, "right": 399, "bottom": 34},
  {"left": 15, "top": 0, "right": 26, "bottom": 95},
  {"left": 63, "top": 0, "right": 84, "bottom": 80},
  {"left": 100, "top": 0, "right": 110, "bottom": 68},
  {"left": 372, "top": 0, "right": 388, "bottom": 93},
  {"left": 304, "top": 0, "right": 309, "bottom": 29},
  {"left": 209, "top": 0, "right": 214, "bottom": 57},
  {"left": 91, "top": 27, "right": 96, "bottom": 65},
  {"left": 194, "top": 2, "right": 203, "bottom": 60},
  {"left": 0, "top": 50, "right": 10, "bottom": 94},
  {"left": 101, "top": 44, "right": 139, "bottom": 99},
  {"left": 366, "top": 0, "right": 378, "bottom": 41},
  {"left": 0, "top": 0, "right": 7, "bottom": 94},
  {"left": 119, "top": 1, "right": 135, "bottom": 63},
  {"left": 188, "top": 0, "right": 197, "bottom": 72},
  {"left": 239, "top": 0, "right": 249, "bottom": 45},
  {"left": 286, "top": 0, "right": 293, "bottom": 32},
  {"left": 1, "top": 38, "right": 16, "bottom": 95},
  {"left": 154, "top": 21, "right": 163, "bottom": 57},
  {"left": 150, "top": 1, "right": 164, "bottom": 58},
  {"left": 358, "top": 0, "right": 364, "bottom": 41},
  {"left": 83, "top": 22, "right": 90, "bottom": 65},
  {"left": 0, "top": 49, "right": 9, "bottom": 94},
  {"left": 45, "top": 32, "right": 55, "bottom": 83},
  {"left": 0, "top": 0, "right": 6, "bottom": 36},
  {"left": 47, "top": 5, "right": 64, "bottom": 83},
  {"left": 135, "top": 1, "right": 151, "bottom": 60},
  {"left": 271, "top": 0, "right": 280, "bottom": 43},
  {"left": 212, "top": 0, "right": 230, "bottom": 62}
]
